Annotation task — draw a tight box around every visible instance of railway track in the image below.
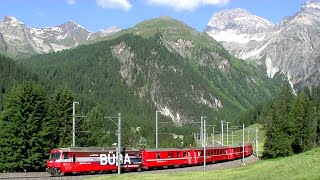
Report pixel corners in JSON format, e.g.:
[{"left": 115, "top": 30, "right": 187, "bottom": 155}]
[{"left": 0, "top": 155, "right": 257, "bottom": 180}]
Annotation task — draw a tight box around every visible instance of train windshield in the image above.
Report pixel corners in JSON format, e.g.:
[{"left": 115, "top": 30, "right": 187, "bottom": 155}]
[{"left": 49, "top": 152, "right": 61, "bottom": 160}]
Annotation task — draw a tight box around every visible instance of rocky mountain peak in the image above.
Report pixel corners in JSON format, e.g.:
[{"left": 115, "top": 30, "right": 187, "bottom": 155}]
[
  {"left": 207, "top": 8, "right": 273, "bottom": 32},
  {"left": 57, "top": 20, "right": 89, "bottom": 32},
  {"left": 0, "top": 16, "right": 119, "bottom": 58},
  {"left": 205, "top": 3, "right": 320, "bottom": 90},
  {"left": 205, "top": 8, "right": 273, "bottom": 44},
  {"left": 301, "top": 1, "right": 320, "bottom": 10},
  {"left": 279, "top": 1, "right": 320, "bottom": 27},
  {"left": 1, "top": 16, "right": 23, "bottom": 25}
]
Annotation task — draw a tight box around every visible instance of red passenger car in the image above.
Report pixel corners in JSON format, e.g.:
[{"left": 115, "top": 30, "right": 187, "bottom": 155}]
[
  {"left": 46, "top": 144, "right": 253, "bottom": 175},
  {"left": 141, "top": 148, "right": 194, "bottom": 169},
  {"left": 141, "top": 144, "right": 253, "bottom": 170}
]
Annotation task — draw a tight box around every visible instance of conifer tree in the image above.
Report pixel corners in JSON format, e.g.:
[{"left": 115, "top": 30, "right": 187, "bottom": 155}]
[
  {"left": 45, "top": 85, "right": 73, "bottom": 148},
  {"left": 0, "top": 82, "right": 47, "bottom": 171},
  {"left": 311, "top": 86, "right": 320, "bottom": 145},
  {"left": 291, "top": 90, "right": 316, "bottom": 153},
  {"left": 263, "top": 84, "right": 294, "bottom": 158}
]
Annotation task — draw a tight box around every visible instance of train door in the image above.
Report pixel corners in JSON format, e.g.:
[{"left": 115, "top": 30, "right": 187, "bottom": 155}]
[
  {"left": 188, "top": 151, "right": 191, "bottom": 165},
  {"left": 72, "top": 153, "right": 76, "bottom": 172}
]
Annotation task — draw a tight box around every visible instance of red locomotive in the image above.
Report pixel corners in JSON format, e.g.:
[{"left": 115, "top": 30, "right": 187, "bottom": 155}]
[
  {"left": 46, "top": 147, "right": 142, "bottom": 175},
  {"left": 46, "top": 144, "right": 253, "bottom": 176}
]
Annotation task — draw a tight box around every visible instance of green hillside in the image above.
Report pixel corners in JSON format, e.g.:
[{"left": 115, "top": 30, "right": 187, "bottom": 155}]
[
  {"left": 0, "top": 54, "right": 40, "bottom": 110},
  {"left": 92, "top": 17, "right": 282, "bottom": 115},
  {"left": 19, "top": 17, "right": 281, "bottom": 148}
]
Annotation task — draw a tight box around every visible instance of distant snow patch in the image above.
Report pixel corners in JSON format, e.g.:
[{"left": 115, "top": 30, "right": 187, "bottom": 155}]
[{"left": 266, "top": 56, "right": 279, "bottom": 78}]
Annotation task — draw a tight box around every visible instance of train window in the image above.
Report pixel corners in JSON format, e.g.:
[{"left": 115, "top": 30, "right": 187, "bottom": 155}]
[
  {"left": 177, "top": 152, "right": 180, "bottom": 157},
  {"left": 49, "top": 152, "right": 61, "bottom": 160},
  {"left": 183, "top": 152, "right": 187, "bottom": 157},
  {"left": 168, "top": 152, "right": 171, "bottom": 158},
  {"left": 156, "top": 153, "right": 160, "bottom": 159},
  {"left": 63, "top": 153, "right": 69, "bottom": 159}
]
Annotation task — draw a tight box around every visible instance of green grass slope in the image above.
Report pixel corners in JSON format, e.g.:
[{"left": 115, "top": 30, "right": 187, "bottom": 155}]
[{"left": 89, "top": 147, "right": 320, "bottom": 180}]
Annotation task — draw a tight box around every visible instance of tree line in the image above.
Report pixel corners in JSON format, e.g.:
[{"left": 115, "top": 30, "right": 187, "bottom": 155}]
[
  {"left": 0, "top": 81, "right": 195, "bottom": 172},
  {"left": 0, "top": 82, "right": 74, "bottom": 172},
  {"left": 257, "top": 84, "right": 320, "bottom": 158}
]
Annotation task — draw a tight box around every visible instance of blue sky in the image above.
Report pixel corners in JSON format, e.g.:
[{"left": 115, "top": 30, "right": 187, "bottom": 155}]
[{"left": 0, "top": 0, "right": 308, "bottom": 32}]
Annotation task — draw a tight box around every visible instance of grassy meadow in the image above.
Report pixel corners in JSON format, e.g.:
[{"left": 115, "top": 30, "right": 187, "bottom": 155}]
[{"left": 88, "top": 147, "right": 320, "bottom": 180}]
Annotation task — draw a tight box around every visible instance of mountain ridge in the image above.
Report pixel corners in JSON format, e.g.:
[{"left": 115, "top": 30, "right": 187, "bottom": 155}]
[
  {"left": 20, "top": 17, "right": 282, "bottom": 124},
  {"left": 205, "top": 1, "right": 320, "bottom": 90},
  {"left": 0, "top": 16, "right": 121, "bottom": 59}
]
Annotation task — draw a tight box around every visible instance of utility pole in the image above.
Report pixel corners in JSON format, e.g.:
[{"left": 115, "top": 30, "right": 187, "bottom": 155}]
[
  {"left": 256, "top": 127, "right": 259, "bottom": 159},
  {"left": 221, "top": 120, "right": 224, "bottom": 146},
  {"left": 242, "top": 124, "right": 245, "bottom": 165},
  {"left": 155, "top": 111, "right": 174, "bottom": 148},
  {"left": 202, "top": 116, "right": 206, "bottom": 171},
  {"left": 201, "top": 118, "right": 204, "bottom": 147},
  {"left": 72, "top": 101, "right": 79, "bottom": 147},
  {"left": 212, "top": 127, "right": 215, "bottom": 147},
  {"left": 156, "top": 110, "right": 159, "bottom": 149},
  {"left": 220, "top": 131, "right": 222, "bottom": 146},
  {"left": 232, "top": 128, "right": 234, "bottom": 146},
  {"left": 226, "top": 122, "right": 230, "bottom": 146},
  {"left": 117, "top": 113, "right": 121, "bottom": 175},
  {"left": 104, "top": 113, "right": 122, "bottom": 175}
]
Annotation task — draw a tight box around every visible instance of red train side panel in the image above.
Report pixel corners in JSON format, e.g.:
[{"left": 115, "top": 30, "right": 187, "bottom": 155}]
[
  {"left": 46, "top": 147, "right": 141, "bottom": 176},
  {"left": 46, "top": 144, "right": 253, "bottom": 175}
]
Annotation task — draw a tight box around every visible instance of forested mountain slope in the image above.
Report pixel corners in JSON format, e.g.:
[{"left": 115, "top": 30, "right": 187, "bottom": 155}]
[
  {"left": 0, "top": 54, "right": 40, "bottom": 110},
  {"left": 20, "top": 17, "right": 282, "bottom": 126}
]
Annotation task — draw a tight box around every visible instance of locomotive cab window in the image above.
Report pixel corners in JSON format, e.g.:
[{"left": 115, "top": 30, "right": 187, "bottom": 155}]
[
  {"left": 49, "top": 152, "right": 61, "bottom": 160},
  {"left": 63, "top": 153, "right": 69, "bottom": 159}
]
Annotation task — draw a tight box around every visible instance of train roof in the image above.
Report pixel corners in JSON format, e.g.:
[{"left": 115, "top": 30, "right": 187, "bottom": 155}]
[
  {"left": 51, "top": 144, "right": 252, "bottom": 153},
  {"left": 143, "top": 144, "right": 252, "bottom": 152},
  {"left": 52, "top": 147, "right": 140, "bottom": 153},
  {"left": 144, "top": 148, "right": 192, "bottom": 152}
]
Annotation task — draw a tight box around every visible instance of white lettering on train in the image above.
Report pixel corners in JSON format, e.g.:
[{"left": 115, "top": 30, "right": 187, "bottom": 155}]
[{"left": 100, "top": 153, "right": 131, "bottom": 166}]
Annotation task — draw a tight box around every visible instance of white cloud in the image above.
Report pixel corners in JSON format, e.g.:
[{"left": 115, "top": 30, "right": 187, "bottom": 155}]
[
  {"left": 67, "top": 0, "right": 76, "bottom": 5},
  {"left": 96, "top": 0, "right": 132, "bottom": 11},
  {"left": 145, "top": 0, "right": 229, "bottom": 11}
]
